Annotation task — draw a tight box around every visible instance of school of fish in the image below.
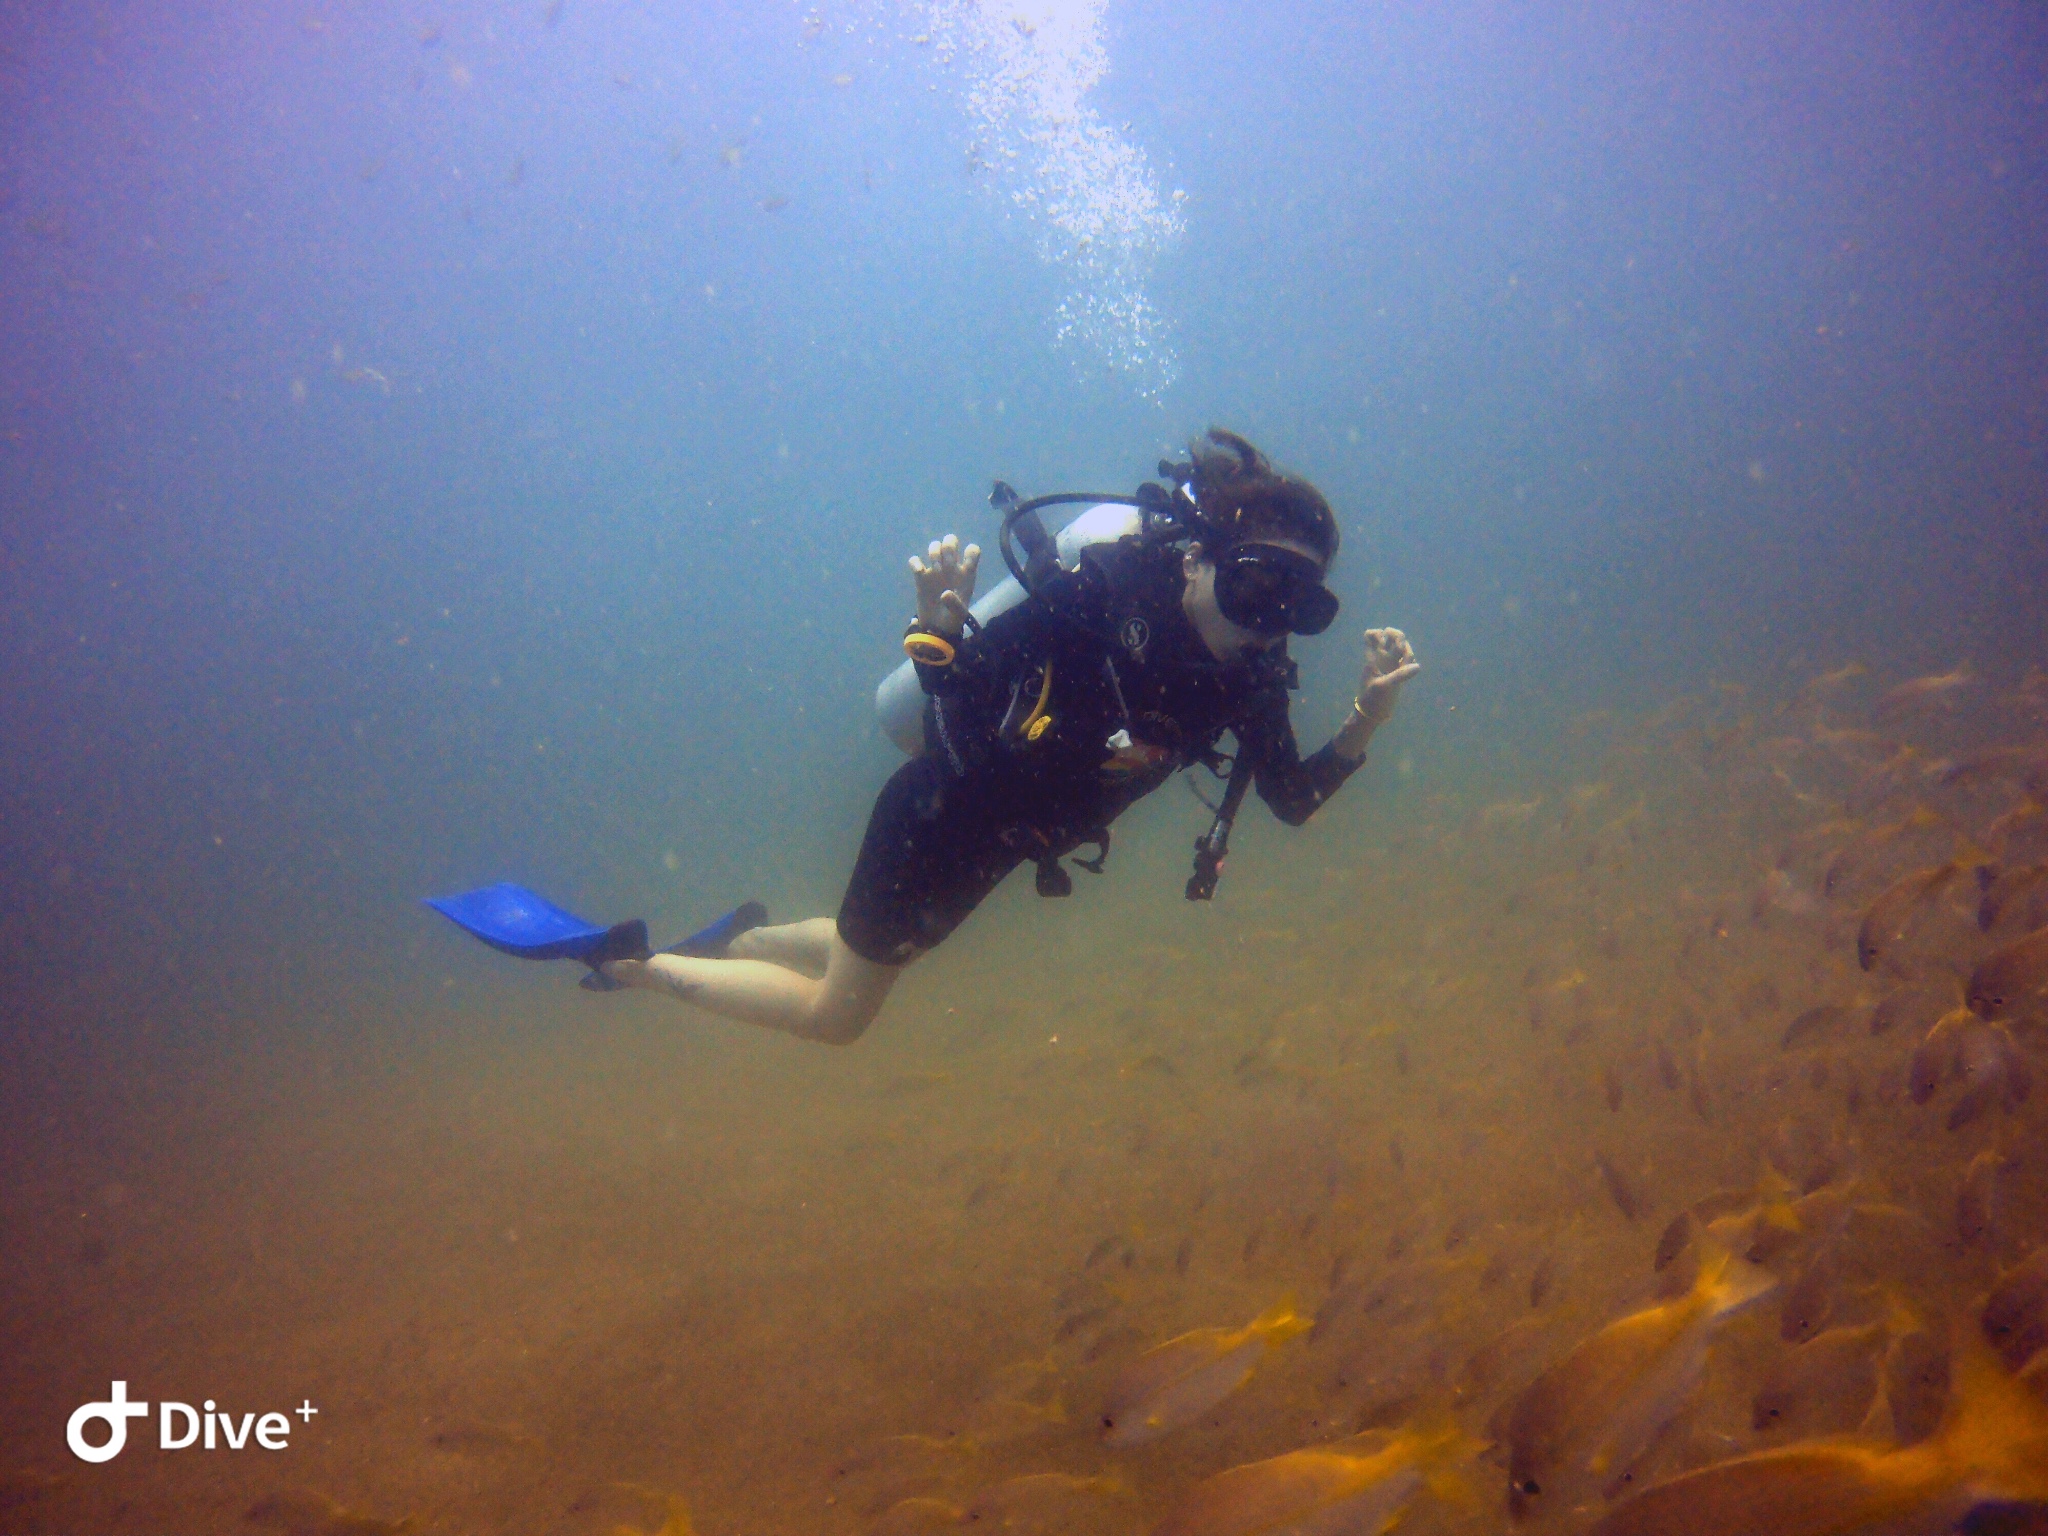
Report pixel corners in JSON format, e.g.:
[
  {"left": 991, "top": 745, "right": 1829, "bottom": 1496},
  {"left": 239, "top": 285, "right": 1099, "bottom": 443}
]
[
  {"left": 807, "top": 663, "right": 2048, "bottom": 1536},
  {"left": 26, "top": 666, "right": 2048, "bottom": 1536}
]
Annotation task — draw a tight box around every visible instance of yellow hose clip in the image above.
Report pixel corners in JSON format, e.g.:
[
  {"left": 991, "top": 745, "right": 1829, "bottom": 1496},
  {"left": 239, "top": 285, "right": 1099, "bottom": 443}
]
[
  {"left": 904, "top": 630, "right": 957, "bottom": 667},
  {"left": 1020, "top": 662, "right": 1054, "bottom": 742}
]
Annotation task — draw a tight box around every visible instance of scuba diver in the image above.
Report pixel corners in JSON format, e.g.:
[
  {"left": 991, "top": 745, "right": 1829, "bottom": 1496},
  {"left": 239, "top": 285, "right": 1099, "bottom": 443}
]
[{"left": 428, "top": 429, "right": 1418, "bottom": 1043}]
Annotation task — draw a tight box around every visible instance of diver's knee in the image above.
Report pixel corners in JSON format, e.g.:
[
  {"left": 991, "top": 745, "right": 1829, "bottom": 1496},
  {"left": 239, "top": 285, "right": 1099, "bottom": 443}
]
[
  {"left": 804, "top": 989, "right": 883, "bottom": 1045},
  {"left": 802, "top": 934, "right": 898, "bottom": 1044},
  {"left": 805, "top": 1007, "right": 875, "bottom": 1046}
]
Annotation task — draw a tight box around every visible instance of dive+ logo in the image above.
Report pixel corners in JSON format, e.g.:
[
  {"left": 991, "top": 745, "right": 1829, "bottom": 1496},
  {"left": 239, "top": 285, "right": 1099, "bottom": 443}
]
[
  {"left": 66, "top": 1381, "right": 316, "bottom": 1463},
  {"left": 1119, "top": 616, "right": 1150, "bottom": 655}
]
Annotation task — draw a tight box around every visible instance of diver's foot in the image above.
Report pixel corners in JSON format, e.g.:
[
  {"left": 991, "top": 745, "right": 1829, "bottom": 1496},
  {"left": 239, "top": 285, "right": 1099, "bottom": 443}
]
[
  {"left": 585, "top": 957, "right": 642, "bottom": 993},
  {"left": 579, "top": 919, "right": 650, "bottom": 991},
  {"left": 665, "top": 900, "right": 769, "bottom": 959}
]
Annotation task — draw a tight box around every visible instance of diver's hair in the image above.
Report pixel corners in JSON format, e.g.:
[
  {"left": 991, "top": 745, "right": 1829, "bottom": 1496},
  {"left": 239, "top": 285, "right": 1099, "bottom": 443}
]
[{"left": 1187, "top": 427, "right": 1339, "bottom": 569}]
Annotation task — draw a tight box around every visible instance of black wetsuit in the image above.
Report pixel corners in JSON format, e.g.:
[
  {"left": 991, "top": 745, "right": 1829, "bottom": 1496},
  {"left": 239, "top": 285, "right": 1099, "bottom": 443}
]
[{"left": 837, "top": 538, "right": 1364, "bottom": 965}]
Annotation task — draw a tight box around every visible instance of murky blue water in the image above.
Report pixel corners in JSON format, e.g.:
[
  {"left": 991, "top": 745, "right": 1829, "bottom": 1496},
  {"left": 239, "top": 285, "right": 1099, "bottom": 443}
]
[{"left": 4, "top": 5, "right": 2046, "bottom": 1533}]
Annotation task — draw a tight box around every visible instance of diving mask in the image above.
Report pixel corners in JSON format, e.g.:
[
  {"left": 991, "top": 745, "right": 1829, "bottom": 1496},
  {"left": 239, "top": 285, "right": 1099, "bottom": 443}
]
[{"left": 1212, "top": 543, "right": 1340, "bottom": 637}]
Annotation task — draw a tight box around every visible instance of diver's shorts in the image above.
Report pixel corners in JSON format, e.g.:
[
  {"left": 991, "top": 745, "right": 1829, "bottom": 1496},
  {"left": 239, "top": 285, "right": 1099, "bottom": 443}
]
[{"left": 837, "top": 755, "right": 1031, "bottom": 966}]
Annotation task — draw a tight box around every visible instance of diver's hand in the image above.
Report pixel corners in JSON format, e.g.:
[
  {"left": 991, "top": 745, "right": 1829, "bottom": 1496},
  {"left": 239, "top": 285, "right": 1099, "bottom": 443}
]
[
  {"left": 1354, "top": 627, "right": 1420, "bottom": 730},
  {"left": 909, "top": 534, "right": 981, "bottom": 635}
]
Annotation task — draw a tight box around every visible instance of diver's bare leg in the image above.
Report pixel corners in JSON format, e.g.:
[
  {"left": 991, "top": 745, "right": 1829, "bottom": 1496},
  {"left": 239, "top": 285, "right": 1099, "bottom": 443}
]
[
  {"left": 602, "top": 926, "right": 900, "bottom": 1044},
  {"left": 725, "top": 916, "right": 836, "bottom": 979}
]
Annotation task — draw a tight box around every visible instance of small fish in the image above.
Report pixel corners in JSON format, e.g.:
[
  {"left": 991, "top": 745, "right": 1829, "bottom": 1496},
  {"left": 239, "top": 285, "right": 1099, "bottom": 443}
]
[
  {"left": 1057, "top": 1304, "right": 1115, "bottom": 1341},
  {"left": 1883, "top": 1328, "right": 1951, "bottom": 1445},
  {"left": 427, "top": 1421, "right": 541, "bottom": 1456},
  {"left": 1754, "top": 866, "right": 1821, "bottom": 919},
  {"left": 1947, "top": 1023, "right": 2028, "bottom": 1129},
  {"left": 1780, "top": 1004, "right": 1855, "bottom": 1050},
  {"left": 1814, "top": 721, "right": 1884, "bottom": 754},
  {"left": 1083, "top": 1324, "right": 1144, "bottom": 1365},
  {"left": 338, "top": 364, "right": 391, "bottom": 395},
  {"left": 1981, "top": 1246, "right": 2048, "bottom": 1369},
  {"left": 962, "top": 1472, "right": 1127, "bottom": 1524},
  {"left": 1595, "top": 1150, "right": 1648, "bottom": 1224},
  {"left": 1685, "top": 1062, "right": 1712, "bottom": 1124},
  {"left": 1690, "top": 1171, "right": 1798, "bottom": 1262},
  {"left": 869, "top": 1496, "right": 961, "bottom": 1535},
  {"left": 1907, "top": 1042, "right": 1949, "bottom": 1107},
  {"left": 825, "top": 1431, "right": 972, "bottom": 1504},
  {"left": 1986, "top": 794, "right": 2048, "bottom": 846},
  {"left": 1967, "top": 922, "right": 2048, "bottom": 1018},
  {"left": 1120, "top": 1052, "right": 1177, "bottom": 1079},
  {"left": 1804, "top": 661, "right": 1869, "bottom": 694},
  {"left": 1152, "top": 1414, "right": 1484, "bottom": 1536},
  {"left": 1873, "top": 667, "right": 1975, "bottom": 723},
  {"left": 1652, "top": 1212, "right": 1693, "bottom": 1273},
  {"left": 1956, "top": 1147, "right": 2015, "bottom": 1248},
  {"left": 1867, "top": 984, "right": 1943, "bottom": 1037},
  {"left": 1748, "top": 978, "right": 1789, "bottom": 1019},
  {"left": 1779, "top": 1249, "right": 1839, "bottom": 1344},
  {"left": 1505, "top": 1245, "right": 1779, "bottom": 1520},
  {"left": 1826, "top": 806, "right": 1949, "bottom": 893},
  {"left": 1308, "top": 1278, "right": 1372, "bottom": 1346},
  {"left": 759, "top": 193, "right": 790, "bottom": 213},
  {"left": 883, "top": 1070, "right": 951, "bottom": 1096},
  {"left": 1979, "top": 862, "right": 2048, "bottom": 931},
  {"left": 1603, "top": 1063, "right": 1625, "bottom": 1113},
  {"left": 1583, "top": 1327, "right": 2048, "bottom": 1536},
  {"left": 543, "top": 0, "right": 564, "bottom": 26},
  {"left": 1752, "top": 1320, "right": 1887, "bottom": 1435},
  {"left": 1654, "top": 1037, "right": 1682, "bottom": 1091},
  {"left": 1530, "top": 1254, "right": 1557, "bottom": 1310},
  {"left": 1857, "top": 861, "right": 1964, "bottom": 971},
  {"left": 1937, "top": 744, "right": 2048, "bottom": 789},
  {"left": 1461, "top": 1315, "right": 1554, "bottom": 1401},
  {"left": 246, "top": 1489, "right": 419, "bottom": 1535},
  {"left": 1099, "top": 1299, "right": 1310, "bottom": 1446},
  {"left": 0, "top": 1468, "right": 68, "bottom": 1501}
]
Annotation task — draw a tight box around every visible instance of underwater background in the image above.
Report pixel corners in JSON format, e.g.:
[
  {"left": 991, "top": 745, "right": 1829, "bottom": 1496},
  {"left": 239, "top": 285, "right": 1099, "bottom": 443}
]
[{"left": 4, "top": 2, "right": 2048, "bottom": 1533}]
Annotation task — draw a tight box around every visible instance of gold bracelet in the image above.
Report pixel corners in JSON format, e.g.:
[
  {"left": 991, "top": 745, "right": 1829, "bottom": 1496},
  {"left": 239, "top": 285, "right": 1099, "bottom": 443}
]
[{"left": 1350, "top": 695, "right": 1372, "bottom": 725}]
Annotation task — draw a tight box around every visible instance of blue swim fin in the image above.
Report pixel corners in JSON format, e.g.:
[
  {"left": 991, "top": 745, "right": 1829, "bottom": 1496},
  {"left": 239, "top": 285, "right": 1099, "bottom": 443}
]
[
  {"left": 425, "top": 884, "right": 773, "bottom": 992},
  {"left": 424, "top": 883, "right": 649, "bottom": 985},
  {"left": 665, "top": 900, "right": 769, "bottom": 959}
]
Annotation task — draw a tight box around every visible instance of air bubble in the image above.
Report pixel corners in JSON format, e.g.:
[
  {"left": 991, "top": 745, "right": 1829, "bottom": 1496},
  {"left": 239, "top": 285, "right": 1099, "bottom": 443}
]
[{"left": 919, "top": 0, "right": 1184, "bottom": 396}]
